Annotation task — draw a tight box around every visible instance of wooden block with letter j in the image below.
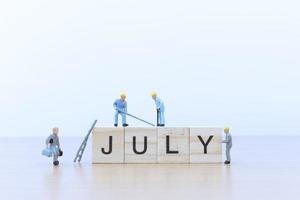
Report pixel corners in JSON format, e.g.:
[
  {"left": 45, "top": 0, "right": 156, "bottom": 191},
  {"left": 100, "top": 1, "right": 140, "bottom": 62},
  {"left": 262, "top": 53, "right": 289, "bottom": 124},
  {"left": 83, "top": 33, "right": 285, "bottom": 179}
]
[
  {"left": 190, "top": 127, "right": 222, "bottom": 163},
  {"left": 157, "top": 127, "right": 190, "bottom": 163},
  {"left": 124, "top": 127, "right": 157, "bottom": 163},
  {"left": 92, "top": 127, "right": 124, "bottom": 163}
]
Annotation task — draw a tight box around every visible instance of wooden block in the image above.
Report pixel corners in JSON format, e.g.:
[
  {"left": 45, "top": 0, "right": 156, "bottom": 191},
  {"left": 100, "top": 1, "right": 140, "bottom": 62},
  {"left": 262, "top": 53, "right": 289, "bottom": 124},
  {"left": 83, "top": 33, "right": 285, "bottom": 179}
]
[
  {"left": 92, "top": 127, "right": 124, "bottom": 163},
  {"left": 190, "top": 127, "right": 222, "bottom": 163},
  {"left": 157, "top": 127, "right": 190, "bottom": 163},
  {"left": 124, "top": 127, "right": 157, "bottom": 163}
]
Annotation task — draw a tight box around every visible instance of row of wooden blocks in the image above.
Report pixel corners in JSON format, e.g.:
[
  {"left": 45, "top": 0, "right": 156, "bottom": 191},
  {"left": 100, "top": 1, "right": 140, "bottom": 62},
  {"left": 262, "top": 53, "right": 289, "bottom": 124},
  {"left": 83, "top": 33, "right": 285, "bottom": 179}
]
[{"left": 92, "top": 127, "right": 223, "bottom": 163}]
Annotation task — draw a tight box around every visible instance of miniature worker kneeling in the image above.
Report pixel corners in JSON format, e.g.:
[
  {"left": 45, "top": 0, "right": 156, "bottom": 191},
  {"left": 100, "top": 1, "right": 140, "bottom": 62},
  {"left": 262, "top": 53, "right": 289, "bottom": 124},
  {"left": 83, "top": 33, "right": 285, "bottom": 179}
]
[
  {"left": 45, "top": 127, "right": 63, "bottom": 166},
  {"left": 222, "top": 127, "right": 232, "bottom": 165}
]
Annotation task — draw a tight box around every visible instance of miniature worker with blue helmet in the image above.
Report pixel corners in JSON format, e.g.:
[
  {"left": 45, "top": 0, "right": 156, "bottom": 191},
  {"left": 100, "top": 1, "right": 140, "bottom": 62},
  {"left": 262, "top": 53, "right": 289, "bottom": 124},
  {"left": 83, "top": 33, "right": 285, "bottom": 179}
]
[
  {"left": 222, "top": 127, "right": 232, "bottom": 164},
  {"left": 151, "top": 92, "right": 165, "bottom": 126},
  {"left": 113, "top": 93, "right": 129, "bottom": 127},
  {"left": 45, "top": 127, "right": 63, "bottom": 166}
]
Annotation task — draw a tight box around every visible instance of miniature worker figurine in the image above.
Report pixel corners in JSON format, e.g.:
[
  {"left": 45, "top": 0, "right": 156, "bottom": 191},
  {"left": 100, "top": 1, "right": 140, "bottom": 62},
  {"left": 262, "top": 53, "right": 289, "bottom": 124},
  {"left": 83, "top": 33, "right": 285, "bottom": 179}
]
[
  {"left": 222, "top": 127, "right": 232, "bottom": 164},
  {"left": 151, "top": 92, "right": 165, "bottom": 126},
  {"left": 113, "top": 93, "right": 129, "bottom": 127},
  {"left": 45, "top": 127, "right": 63, "bottom": 166}
]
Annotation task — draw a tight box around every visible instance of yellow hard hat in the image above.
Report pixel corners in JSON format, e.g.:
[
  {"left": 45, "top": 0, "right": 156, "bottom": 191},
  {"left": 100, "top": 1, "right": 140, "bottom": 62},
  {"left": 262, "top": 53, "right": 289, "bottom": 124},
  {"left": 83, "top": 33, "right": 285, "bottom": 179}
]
[
  {"left": 224, "top": 127, "right": 230, "bottom": 132},
  {"left": 151, "top": 91, "right": 157, "bottom": 97},
  {"left": 120, "top": 92, "right": 126, "bottom": 98}
]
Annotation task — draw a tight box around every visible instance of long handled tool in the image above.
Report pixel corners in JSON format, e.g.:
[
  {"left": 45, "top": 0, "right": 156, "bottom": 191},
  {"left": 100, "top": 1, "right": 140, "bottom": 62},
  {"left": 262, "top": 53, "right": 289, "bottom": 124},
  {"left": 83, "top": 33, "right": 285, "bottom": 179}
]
[
  {"left": 117, "top": 109, "right": 155, "bottom": 127},
  {"left": 73, "top": 119, "right": 97, "bottom": 163},
  {"left": 157, "top": 109, "right": 159, "bottom": 126}
]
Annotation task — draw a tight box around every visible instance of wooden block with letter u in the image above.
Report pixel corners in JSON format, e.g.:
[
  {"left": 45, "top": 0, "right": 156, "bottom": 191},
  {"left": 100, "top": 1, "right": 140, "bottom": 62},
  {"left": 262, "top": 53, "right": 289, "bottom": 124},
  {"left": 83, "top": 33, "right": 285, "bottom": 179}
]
[
  {"left": 124, "top": 127, "right": 157, "bottom": 163},
  {"left": 92, "top": 127, "right": 124, "bottom": 163}
]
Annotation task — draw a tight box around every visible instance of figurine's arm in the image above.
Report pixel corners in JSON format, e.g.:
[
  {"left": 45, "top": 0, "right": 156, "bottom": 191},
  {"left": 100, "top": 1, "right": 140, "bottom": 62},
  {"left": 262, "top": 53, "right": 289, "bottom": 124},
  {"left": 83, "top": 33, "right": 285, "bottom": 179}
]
[
  {"left": 124, "top": 101, "right": 127, "bottom": 113},
  {"left": 57, "top": 137, "right": 61, "bottom": 149},
  {"left": 156, "top": 98, "right": 163, "bottom": 110},
  {"left": 45, "top": 135, "right": 53, "bottom": 146},
  {"left": 113, "top": 100, "right": 117, "bottom": 110},
  {"left": 228, "top": 135, "right": 232, "bottom": 144},
  {"left": 222, "top": 135, "right": 229, "bottom": 143}
]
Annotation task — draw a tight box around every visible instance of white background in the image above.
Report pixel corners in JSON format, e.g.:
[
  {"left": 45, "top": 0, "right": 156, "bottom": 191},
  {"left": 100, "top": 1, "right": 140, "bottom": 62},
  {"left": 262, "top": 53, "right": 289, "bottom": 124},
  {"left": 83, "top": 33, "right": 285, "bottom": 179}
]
[{"left": 1, "top": 0, "right": 299, "bottom": 137}]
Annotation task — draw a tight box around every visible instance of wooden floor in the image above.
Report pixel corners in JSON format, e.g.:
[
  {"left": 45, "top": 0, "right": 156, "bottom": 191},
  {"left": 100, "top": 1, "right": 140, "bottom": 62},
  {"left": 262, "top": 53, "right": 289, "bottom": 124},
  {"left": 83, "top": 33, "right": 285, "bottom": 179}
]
[{"left": 0, "top": 136, "right": 299, "bottom": 200}]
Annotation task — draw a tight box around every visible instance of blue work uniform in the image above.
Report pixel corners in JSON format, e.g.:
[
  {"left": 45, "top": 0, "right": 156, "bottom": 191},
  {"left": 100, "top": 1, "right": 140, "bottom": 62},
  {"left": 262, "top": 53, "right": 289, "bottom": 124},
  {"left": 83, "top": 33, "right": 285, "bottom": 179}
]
[
  {"left": 113, "top": 99, "right": 127, "bottom": 125},
  {"left": 154, "top": 97, "right": 165, "bottom": 125},
  {"left": 222, "top": 133, "right": 232, "bottom": 161}
]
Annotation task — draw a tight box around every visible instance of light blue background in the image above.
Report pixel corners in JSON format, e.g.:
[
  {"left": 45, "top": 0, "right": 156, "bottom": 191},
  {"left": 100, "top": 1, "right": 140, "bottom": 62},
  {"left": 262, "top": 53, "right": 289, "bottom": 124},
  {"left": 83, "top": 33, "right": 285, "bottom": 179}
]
[{"left": 1, "top": 0, "right": 299, "bottom": 136}]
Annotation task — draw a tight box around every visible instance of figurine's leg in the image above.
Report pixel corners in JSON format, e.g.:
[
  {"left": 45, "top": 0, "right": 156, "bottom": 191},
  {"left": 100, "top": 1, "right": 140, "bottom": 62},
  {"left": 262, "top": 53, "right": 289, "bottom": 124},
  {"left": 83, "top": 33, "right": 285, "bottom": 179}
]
[
  {"left": 159, "top": 110, "right": 165, "bottom": 125},
  {"left": 121, "top": 112, "right": 126, "bottom": 124},
  {"left": 114, "top": 111, "right": 119, "bottom": 126},
  {"left": 53, "top": 152, "right": 58, "bottom": 162},
  {"left": 53, "top": 150, "right": 59, "bottom": 165},
  {"left": 226, "top": 147, "right": 231, "bottom": 162},
  {"left": 121, "top": 112, "right": 128, "bottom": 126}
]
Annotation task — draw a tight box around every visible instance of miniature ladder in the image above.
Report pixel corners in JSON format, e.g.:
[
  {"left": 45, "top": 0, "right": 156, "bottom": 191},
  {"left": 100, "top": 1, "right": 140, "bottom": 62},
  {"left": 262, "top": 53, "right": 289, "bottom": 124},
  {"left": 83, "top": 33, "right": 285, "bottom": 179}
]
[{"left": 73, "top": 119, "right": 98, "bottom": 163}]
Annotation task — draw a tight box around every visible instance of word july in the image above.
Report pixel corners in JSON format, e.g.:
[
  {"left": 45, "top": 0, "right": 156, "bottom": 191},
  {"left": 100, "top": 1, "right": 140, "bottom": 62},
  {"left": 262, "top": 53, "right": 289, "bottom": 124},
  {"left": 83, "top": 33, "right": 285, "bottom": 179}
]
[{"left": 92, "top": 127, "right": 222, "bottom": 164}]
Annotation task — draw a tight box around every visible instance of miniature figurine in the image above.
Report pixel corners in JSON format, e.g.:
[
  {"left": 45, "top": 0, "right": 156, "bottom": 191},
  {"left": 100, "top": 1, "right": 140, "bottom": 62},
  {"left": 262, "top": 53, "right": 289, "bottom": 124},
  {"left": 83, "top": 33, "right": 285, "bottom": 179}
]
[
  {"left": 113, "top": 92, "right": 129, "bottom": 127},
  {"left": 45, "top": 127, "right": 63, "bottom": 166},
  {"left": 151, "top": 92, "right": 165, "bottom": 126},
  {"left": 222, "top": 127, "right": 232, "bottom": 164}
]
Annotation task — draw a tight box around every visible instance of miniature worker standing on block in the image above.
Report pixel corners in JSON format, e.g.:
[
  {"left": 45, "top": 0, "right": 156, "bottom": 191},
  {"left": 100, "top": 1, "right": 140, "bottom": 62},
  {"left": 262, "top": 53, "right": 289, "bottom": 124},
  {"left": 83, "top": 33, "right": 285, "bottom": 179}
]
[
  {"left": 45, "top": 127, "right": 63, "bottom": 166},
  {"left": 222, "top": 127, "right": 232, "bottom": 165},
  {"left": 151, "top": 92, "right": 165, "bottom": 126},
  {"left": 113, "top": 93, "right": 129, "bottom": 127}
]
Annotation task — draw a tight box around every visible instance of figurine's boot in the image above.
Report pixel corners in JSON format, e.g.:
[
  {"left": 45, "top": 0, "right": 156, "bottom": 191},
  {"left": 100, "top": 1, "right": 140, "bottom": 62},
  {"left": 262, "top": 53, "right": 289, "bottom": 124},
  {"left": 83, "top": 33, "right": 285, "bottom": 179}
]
[
  {"left": 59, "top": 150, "right": 63, "bottom": 156},
  {"left": 53, "top": 151, "right": 59, "bottom": 165},
  {"left": 53, "top": 161, "right": 59, "bottom": 166}
]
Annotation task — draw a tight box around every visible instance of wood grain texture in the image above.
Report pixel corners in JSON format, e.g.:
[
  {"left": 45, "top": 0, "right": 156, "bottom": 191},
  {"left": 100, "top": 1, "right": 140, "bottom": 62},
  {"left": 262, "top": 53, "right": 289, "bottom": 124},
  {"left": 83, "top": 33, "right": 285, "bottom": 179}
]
[
  {"left": 2, "top": 137, "right": 300, "bottom": 200},
  {"left": 92, "top": 127, "right": 124, "bottom": 163},
  {"left": 124, "top": 127, "right": 157, "bottom": 163},
  {"left": 157, "top": 127, "right": 190, "bottom": 163},
  {"left": 190, "top": 127, "right": 222, "bottom": 163}
]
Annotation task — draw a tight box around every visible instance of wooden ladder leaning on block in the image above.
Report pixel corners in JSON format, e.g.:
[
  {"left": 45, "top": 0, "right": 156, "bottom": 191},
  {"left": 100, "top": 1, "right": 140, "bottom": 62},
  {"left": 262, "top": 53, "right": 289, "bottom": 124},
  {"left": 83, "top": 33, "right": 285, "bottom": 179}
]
[{"left": 73, "top": 120, "right": 98, "bottom": 163}]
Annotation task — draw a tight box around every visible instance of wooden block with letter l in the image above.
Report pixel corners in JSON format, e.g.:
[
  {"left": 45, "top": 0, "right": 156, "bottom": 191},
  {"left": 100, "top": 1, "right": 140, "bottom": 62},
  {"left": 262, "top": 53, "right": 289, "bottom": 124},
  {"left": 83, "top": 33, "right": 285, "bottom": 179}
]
[
  {"left": 92, "top": 127, "right": 124, "bottom": 163},
  {"left": 190, "top": 127, "right": 222, "bottom": 163},
  {"left": 157, "top": 127, "right": 190, "bottom": 163},
  {"left": 124, "top": 127, "right": 157, "bottom": 163}
]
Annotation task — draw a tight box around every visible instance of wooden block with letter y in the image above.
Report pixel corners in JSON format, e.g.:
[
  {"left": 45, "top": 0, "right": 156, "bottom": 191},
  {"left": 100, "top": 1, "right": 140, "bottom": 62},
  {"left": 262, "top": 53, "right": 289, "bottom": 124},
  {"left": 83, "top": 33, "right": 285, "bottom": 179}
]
[{"left": 190, "top": 127, "right": 222, "bottom": 163}]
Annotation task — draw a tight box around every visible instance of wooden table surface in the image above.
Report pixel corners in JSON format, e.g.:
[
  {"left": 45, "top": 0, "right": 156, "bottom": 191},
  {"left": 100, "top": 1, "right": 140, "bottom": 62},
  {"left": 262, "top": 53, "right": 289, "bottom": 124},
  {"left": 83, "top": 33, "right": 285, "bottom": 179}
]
[{"left": 0, "top": 136, "right": 299, "bottom": 200}]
